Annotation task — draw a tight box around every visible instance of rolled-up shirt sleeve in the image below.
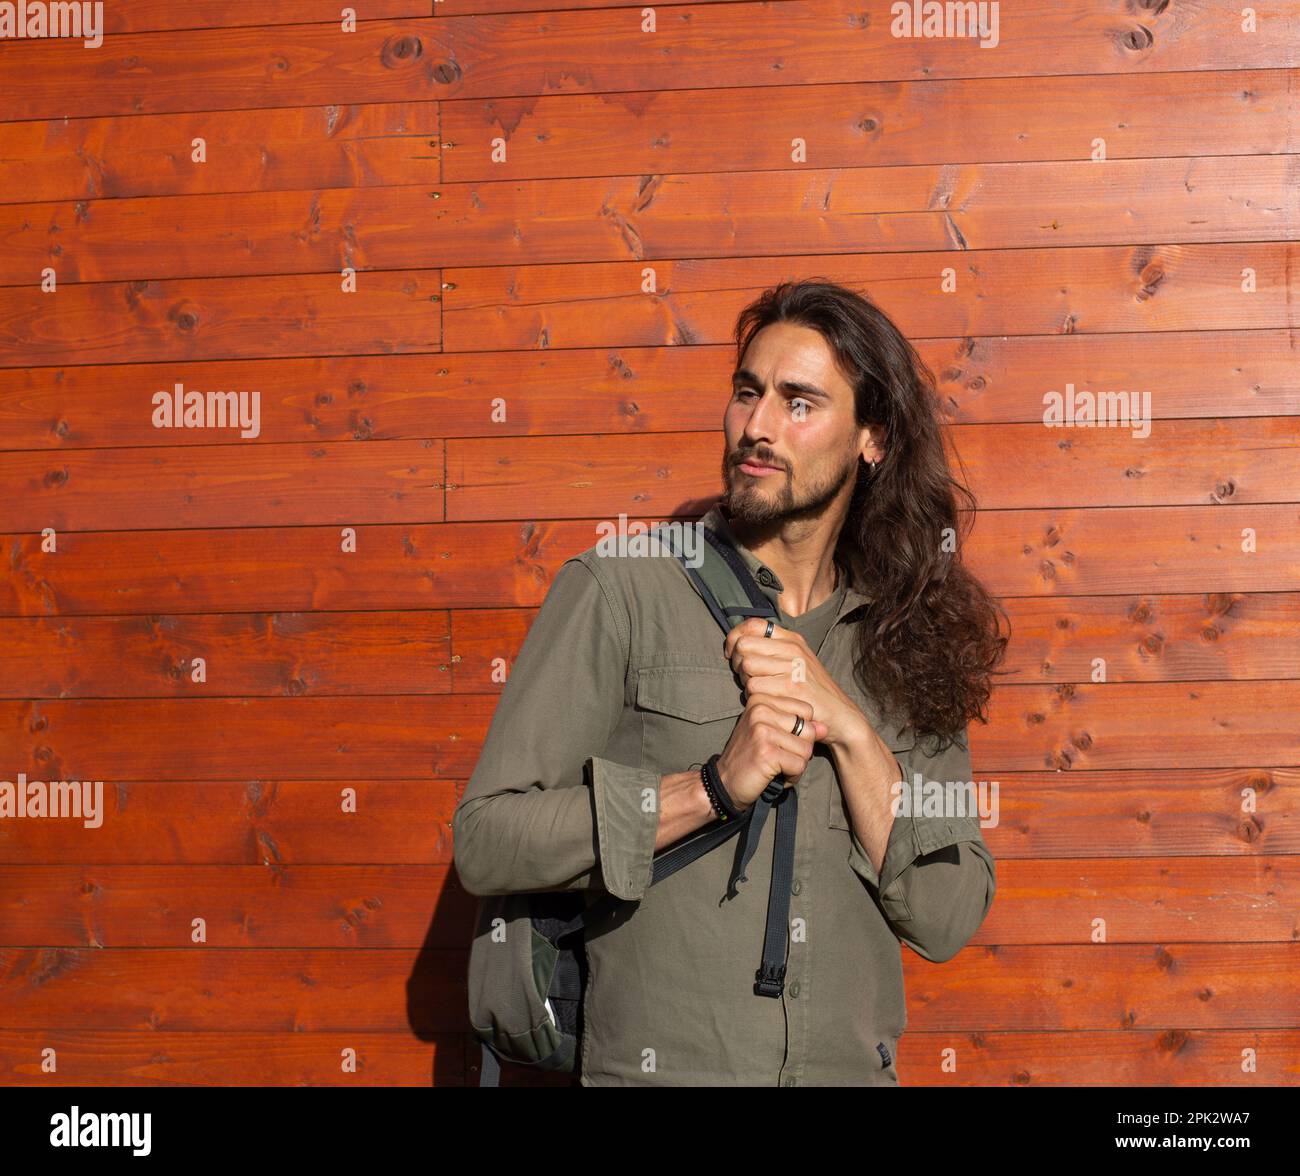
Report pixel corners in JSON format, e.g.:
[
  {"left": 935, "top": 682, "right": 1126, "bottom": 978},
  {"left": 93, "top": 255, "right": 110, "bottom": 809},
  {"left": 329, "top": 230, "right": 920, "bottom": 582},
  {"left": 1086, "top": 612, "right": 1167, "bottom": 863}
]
[
  {"left": 452, "top": 556, "right": 661, "bottom": 901},
  {"left": 847, "top": 727, "right": 997, "bottom": 963}
]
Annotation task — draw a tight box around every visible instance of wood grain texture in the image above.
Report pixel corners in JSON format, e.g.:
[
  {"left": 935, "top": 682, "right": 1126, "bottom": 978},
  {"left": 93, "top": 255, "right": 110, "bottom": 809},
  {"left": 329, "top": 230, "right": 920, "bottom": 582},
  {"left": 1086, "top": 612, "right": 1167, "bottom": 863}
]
[
  {"left": 0, "top": 780, "right": 460, "bottom": 863},
  {"left": 441, "top": 70, "right": 1300, "bottom": 180},
  {"left": 0, "top": 1029, "right": 469, "bottom": 1086},
  {"left": 102, "top": 1, "right": 431, "bottom": 35},
  {"left": 4, "top": 157, "right": 1295, "bottom": 284},
  {"left": 0, "top": 102, "right": 439, "bottom": 204},
  {"left": 893, "top": 1030, "right": 1300, "bottom": 1086},
  {"left": 0, "top": 270, "right": 442, "bottom": 366},
  {"left": 0, "top": 613, "right": 454, "bottom": 698},
  {"left": 0, "top": 439, "right": 445, "bottom": 531},
  {"left": 2, "top": 3, "right": 1295, "bottom": 121}
]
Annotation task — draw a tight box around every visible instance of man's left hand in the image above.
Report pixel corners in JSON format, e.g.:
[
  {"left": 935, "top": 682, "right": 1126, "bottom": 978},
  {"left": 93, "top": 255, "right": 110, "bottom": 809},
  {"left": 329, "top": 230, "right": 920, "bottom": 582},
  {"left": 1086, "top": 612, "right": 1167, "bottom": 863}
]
[{"left": 722, "top": 617, "right": 871, "bottom": 750}]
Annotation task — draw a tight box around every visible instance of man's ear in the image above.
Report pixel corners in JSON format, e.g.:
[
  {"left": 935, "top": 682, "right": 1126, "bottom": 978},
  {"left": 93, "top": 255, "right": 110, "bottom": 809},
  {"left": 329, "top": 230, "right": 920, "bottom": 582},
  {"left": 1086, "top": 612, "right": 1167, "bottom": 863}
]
[{"left": 859, "top": 421, "right": 886, "bottom": 464}]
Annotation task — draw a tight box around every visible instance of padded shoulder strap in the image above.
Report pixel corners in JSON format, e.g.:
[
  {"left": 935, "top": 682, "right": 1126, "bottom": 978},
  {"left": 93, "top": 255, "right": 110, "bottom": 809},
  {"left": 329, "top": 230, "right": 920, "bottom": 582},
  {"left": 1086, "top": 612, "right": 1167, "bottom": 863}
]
[{"left": 654, "top": 518, "right": 778, "bottom": 631}]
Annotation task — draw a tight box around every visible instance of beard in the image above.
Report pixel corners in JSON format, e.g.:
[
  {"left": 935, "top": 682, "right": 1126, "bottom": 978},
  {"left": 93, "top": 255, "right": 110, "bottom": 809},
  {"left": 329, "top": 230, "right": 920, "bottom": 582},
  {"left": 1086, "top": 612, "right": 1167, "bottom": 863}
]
[{"left": 721, "top": 446, "right": 861, "bottom": 528}]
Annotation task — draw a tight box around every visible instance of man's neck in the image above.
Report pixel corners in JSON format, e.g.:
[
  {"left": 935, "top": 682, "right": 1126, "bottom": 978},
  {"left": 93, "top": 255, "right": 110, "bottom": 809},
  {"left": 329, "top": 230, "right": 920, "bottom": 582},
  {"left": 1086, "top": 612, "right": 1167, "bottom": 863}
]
[{"left": 722, "top": 503, "right": 844, "bottom": 618}]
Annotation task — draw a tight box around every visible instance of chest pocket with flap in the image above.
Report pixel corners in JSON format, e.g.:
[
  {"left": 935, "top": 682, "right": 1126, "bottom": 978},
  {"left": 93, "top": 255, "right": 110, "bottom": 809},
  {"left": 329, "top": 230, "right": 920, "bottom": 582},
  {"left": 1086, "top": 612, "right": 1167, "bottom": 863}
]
[{"left": 635, "top": 664, "right": 745, "bottom": 767}]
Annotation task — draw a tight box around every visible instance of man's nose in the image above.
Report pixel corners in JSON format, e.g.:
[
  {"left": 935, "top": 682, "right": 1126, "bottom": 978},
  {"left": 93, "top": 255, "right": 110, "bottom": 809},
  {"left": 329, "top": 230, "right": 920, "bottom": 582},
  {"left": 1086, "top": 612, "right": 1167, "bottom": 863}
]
[{"left": 742, "top": 391, "right": 781, "bottom": 443}]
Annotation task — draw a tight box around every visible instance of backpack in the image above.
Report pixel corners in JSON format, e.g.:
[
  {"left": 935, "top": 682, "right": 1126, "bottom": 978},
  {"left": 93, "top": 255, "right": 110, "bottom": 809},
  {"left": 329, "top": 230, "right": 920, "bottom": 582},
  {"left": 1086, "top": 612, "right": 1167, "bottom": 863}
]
[{"left": 465, "top": 517, "right": 800, "bottom": 1086}]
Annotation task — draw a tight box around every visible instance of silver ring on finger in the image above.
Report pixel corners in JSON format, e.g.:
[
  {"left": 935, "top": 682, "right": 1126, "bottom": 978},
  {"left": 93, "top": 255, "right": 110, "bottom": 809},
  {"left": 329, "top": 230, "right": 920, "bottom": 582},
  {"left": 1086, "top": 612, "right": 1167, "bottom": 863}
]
[
  {"left": 791, "top": 714, "right": 805, "bottom": 737},
  {"left": 764, "top": 618, "right": 775, "bottom": 638}
]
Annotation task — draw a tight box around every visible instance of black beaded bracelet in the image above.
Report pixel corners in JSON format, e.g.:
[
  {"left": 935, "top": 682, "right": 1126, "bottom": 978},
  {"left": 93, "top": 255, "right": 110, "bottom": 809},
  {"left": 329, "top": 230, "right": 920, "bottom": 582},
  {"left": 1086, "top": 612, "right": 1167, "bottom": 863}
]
[{"left": 700, "top": 753, "right": 745, "bottom": 821}]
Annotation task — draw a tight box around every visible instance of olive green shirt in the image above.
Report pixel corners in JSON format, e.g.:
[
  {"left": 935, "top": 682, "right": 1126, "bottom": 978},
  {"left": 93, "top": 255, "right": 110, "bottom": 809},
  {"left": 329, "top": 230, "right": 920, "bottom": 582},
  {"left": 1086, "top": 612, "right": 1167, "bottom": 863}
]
[{"left": 453, "top": 505, "right": 996, "bottom": 1086}]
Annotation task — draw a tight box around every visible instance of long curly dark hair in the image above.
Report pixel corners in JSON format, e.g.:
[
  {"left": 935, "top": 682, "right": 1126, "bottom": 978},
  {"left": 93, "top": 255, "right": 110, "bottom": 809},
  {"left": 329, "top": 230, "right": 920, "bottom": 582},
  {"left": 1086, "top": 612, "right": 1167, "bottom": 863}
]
[{"left": 733, "top": 278, "right": 1011, "bottom": 749}]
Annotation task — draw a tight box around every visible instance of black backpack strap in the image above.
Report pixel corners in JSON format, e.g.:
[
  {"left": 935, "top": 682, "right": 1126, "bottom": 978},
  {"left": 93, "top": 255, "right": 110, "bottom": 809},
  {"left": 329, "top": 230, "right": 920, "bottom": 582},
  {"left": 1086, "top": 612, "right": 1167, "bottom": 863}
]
[
  {"left": 754, "top": 784, "right": 797, "bottom": 997},
  {"left": 700, "top": 522, "right": 775, "bottom": 614},
  {"left": 727, "top": 776, "right": 781, "bottom": 898},
  {"left": 554, "top": 808, "right": 748, "bottom": 940}
]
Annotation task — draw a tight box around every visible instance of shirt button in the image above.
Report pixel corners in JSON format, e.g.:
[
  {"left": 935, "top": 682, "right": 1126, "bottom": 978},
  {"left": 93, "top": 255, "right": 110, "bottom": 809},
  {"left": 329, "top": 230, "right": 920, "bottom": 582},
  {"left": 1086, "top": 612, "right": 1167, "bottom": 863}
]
[
  {"left": 790, "top": 879, "right": 802, "bottom": 895},
  {"left": 789, "top": 981, "right": 800, "bottom": 998},
  {"left": 758, "top": 568, "right": 774, "bottom": 586}
]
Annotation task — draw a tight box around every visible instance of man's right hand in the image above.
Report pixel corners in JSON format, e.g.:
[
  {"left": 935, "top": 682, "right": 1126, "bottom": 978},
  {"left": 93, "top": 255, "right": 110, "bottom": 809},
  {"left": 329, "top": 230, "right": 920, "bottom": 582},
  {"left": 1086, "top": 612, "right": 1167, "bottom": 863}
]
[{"left": 714, "top": 692, "right": 828, "bottom": 810}]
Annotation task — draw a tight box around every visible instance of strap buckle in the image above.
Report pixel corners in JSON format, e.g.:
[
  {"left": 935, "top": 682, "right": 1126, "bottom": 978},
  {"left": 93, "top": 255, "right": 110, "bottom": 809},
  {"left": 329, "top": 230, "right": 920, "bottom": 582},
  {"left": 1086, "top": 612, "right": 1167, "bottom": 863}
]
[{"left": 754, "top": 961, "right": 786, "bottom": 998}]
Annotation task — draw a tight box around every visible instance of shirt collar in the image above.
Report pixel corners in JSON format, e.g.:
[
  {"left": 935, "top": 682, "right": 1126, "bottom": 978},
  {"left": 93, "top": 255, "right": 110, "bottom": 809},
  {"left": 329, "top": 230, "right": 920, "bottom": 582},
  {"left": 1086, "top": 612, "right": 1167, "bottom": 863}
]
[{"left": 698, "top": 504, "right": 872, "bottom": 627}]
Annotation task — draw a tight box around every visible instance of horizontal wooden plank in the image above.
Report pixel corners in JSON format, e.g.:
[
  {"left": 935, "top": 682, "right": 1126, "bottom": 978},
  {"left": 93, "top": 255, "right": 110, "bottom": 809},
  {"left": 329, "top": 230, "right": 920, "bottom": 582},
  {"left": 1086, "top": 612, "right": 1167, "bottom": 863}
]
[
  {"left": 981, "top": 681, "right": 1300, "bottom": 772},
  {"left": 102, "top": 1, "right": 430, "bottom": 34},
  {"left": 1, "top": 506, "right": 1296, "bottom": 616},
  {"left": 442, "top": 69, "right": 1300, "bottom": 181},
  {"left": 0, "top": 1028, "right": 467, "bottom": 1085},
  {"left": 0, "top": 859, "right": 1292, "bottom": 946},
  {"left": 3, "top": 1026, "right": 1293, "bottom": 1086},
  {"left": 444, "top": 420, "right": 1300, "bottom": 518},
  {"left": 5, "top": 156, "right": 1295, "bottom": 286},
  {"left": 0, "top": 682, "right": 1295, "bottom": 779},
  {"left": 2, "top": 331, "right": 1295, "bottom": 452},
  {"left": 0, "top": 697, "right": 486, "bottom": 778},
  {"left": 0, "top": 269, "right": 440, "bottom": 367},
  {"left": 958, "top": 767, "right": 1299, "bottom": 858},
  {"left": 0, "top": 186, "right": 440, "bottom": 286},
  {"left": 8, "top": 417, "right": 1294, "bottom": 533},
  {"left": 0, "top": 439, "right": 444, "bottom": 531},
  {"left": 0, "top": 767, "right": 1294, "bottom": 863},
  {"left": 892, "top": 1029, "right": 1300, "bottom": 1086},
  {"left": 455, "top": 594, "right": 1300, "bottom": 690},
  {"left": 0, "top": 947, "right": 470, "bottom": 1032},
  {"left": 901, "top": 944, "right": 1300, "bottom": 1031},
  {"left": 437, "top": 0, "right": 663, "bottom": 11},
  {"left": 0, "top": 102, "right": 438, "bottom": 204},
  {"left": 0, "top": 944, "right": 1293, "bottom": 1031},
  {"left": 976, "top": 857, "right": 1297, "bottom": 944},
  {"left": 936, "top": 418, "right": 1300, "bottom": 510},
  {"left": 2, "top": 3, "right": 1294, "bottom": 122},
  {"left": 0, "top": 612, "right": 453, "bottom": 699},
  {"left": 0, "top": 779, "right": 459, "bottom": 864},
  {"left": 987, "top": 593, "right": 1300, "bottom": 684},
  {"left": 0, "top": 866, "right": 475, "bottom": 948},
  {"left": 442, "top": 243, "right": 1300, "bottom": 351},
  {"left": 0, "top": 519, "right": 564, "bottom": 615},
  {"left": 0, "top": 696, "right": 495, "bottom": 779}
]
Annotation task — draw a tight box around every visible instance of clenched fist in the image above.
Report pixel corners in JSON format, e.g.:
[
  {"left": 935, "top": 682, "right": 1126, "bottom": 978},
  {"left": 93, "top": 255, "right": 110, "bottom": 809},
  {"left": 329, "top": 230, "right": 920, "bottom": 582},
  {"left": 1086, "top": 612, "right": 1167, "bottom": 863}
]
[{"left": 714, "top": 691, "right": 829, "bottom": 810}]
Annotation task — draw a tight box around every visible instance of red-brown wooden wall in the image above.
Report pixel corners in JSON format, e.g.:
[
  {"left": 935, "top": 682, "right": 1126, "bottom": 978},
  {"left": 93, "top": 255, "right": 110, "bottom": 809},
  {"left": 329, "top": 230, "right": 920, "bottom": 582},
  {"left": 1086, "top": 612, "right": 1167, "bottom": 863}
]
[{"left": 0, "top": 1, "right": 1297, "bottom": 1086}]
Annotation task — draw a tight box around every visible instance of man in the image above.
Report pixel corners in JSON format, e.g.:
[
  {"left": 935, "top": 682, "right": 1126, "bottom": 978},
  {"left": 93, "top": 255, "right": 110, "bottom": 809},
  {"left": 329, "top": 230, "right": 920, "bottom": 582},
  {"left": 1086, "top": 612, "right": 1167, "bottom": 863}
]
[{"left": 454, "top": 279, "right": 1006, "bottom": 1085}]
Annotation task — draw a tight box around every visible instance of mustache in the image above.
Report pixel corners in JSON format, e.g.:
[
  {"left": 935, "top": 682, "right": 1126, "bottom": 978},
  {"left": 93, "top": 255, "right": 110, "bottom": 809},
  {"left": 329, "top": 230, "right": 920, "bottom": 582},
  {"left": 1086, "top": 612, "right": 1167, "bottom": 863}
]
[{"left": 732, "top": 452, "right": 787, "bottom": 470}]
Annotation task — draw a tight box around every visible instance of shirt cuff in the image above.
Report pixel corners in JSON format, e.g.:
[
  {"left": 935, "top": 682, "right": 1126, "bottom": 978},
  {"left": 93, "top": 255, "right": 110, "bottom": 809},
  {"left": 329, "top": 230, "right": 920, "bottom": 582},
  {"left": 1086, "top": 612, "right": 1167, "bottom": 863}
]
[
  {"left": 586, "top": 755, "right": 662, "bottom": 901},
  {"left": 848, "top": 825, "right": 908, "bottom": 895}
]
